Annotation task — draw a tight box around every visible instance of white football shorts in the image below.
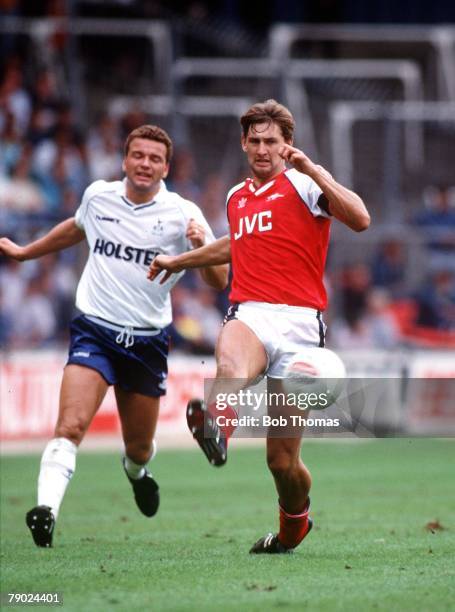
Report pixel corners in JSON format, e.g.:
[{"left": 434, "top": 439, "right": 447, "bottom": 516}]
[{"left": 224, "top": 301, "right": 327, "bottom": 378}]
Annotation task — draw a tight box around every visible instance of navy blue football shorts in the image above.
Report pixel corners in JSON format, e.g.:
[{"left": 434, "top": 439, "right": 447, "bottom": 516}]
[{"left": 66, "top": 315, "right": 169, "bottom": 398}]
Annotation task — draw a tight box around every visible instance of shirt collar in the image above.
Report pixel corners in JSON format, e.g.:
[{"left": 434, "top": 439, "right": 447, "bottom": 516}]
[
  {"left": 117, "top": 178, "right": 168, "bottom": 206},
  {"left": 247, "top": 177, "right": 276, "bottom": 196}
]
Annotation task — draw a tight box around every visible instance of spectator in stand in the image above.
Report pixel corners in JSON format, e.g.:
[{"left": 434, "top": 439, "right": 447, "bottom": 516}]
[
  {"left": 199, "top": 173, "right": 229, "bottom": 237},
  {"left": 329, "top": 314, "right": 372, "bottom": 349},
  {"left": 0, "top": 56, "right": 32, "bottom": 137},
  {"left": 0, "top": 1, "right": 21, "bottom": 57},
  {"left": 363, "top": 288, "right": 400, "bottom": 348},
  {"left": 330, "top": 288, "right": 399, "bottom": 349},
  {"left": 40, "top": 253, "right": 79, "bottom": 339},
  {"left": 338, "top": 262, "right": 371, "bottom": 324},
  {"left": 120, "top": 107, "right": 148, "bottom": 139},
  {"left": 0, "top": 292, "right": 13, "bottom": 348},
  {"left": 37, "top": 154, "right": 74, "bottom": 213},
  {"left": 413, "top": 185, "right": 455, "bottom": 271},
  {"left": 168, "top": 148, "right": 201, "bottom": 203},
  {"left": 28, "top": 69, "right": 63, "bottom": 145},
  {"left": 178, "top": 283, "right": 223, "bottom": 351},
  {"left": 87, "top": 113, "right": 122, "bottom": 182},
  {"left": 32, "top": 108, "right": 88, "bottom": 199},
  {"left": 371, "top": 238, "right": 407, "bottom": 297},
  {"left": 0, "top": 145, "right": 46, "bottom": 212},
  {"left": 415, "top": 271, "right": 455, "bottom": 331},
  {"left": 0, "top": 257, "right": 28, "bottom": 326},
  {"left": 10, "top": 272, "right": 57, "bottom": 348},
  {"left": 45, "top": 0, "right": 70, "bottom": 54},
  {"left": 0, "top": 107, "right": 23, "bottom": 176}
]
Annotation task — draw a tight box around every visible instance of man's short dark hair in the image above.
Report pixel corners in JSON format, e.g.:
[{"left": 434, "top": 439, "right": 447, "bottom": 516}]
[
  {"left": 124, "top": 125, "right": 173, "bottom": 163},
  {"left": 240, "top": 99, "right": 295, "bottom": 142}
]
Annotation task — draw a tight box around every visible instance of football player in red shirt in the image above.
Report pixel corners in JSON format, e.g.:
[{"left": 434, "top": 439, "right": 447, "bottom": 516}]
[{"left": 149, "top": 100, "right": 370, "bottom": 554}]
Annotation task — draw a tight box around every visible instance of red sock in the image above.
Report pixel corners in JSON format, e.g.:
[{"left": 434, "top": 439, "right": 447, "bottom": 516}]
[
  {"left": 207, "top": 402, "right": 238, "bottom": 441},
  {"left": 278, "top": 498, "right": 311, "bottom": 549}
]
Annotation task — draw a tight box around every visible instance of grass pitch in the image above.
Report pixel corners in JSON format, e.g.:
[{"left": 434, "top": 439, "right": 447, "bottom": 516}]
[{"left": 1, "top": 439, "right": 454, "bottom": 611}]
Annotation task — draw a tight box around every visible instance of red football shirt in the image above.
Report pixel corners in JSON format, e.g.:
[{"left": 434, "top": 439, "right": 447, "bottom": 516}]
[{"left": 227, "top": 168, "right": 331, "bottom": 310}]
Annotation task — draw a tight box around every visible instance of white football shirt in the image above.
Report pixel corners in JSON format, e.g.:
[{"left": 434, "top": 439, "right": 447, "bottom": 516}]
[{"left": 74, "top": 179, "right": 215, "bottom": 328}]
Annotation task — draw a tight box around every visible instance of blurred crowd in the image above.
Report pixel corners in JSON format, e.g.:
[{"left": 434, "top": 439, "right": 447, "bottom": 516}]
[
  {"left": 0, "top": 53, "right": 232, "bottom": 352},
  {"left": 1, "top": 51, "right": 454, "bottom": 352}
]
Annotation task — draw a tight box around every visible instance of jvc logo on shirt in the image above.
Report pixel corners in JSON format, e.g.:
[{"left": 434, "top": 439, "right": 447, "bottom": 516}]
[
  {"left": 234, "top": 211, "right": 272, "bottom": 240},
  {"left": 93, "top": 238, "right": 158, "bottom": 266}
]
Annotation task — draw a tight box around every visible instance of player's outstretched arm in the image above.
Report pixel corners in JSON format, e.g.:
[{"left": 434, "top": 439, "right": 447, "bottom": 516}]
[
  {"left": 148, "top": 235, "right": 231, "bottom": 285},
  {"left": 0, "top": 218, "right": 85, "bottom": 261},
  {"left": 199, "top": 260, "right": 229, "bottom": 291},
  {"left": 185, "top": 219, "right": 229, "bottom": 290},
  {"left": 279, "top": 144, "right": 370, "bottom": 232}
]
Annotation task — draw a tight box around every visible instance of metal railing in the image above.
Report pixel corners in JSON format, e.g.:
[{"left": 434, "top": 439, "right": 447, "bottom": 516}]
[
  {"left": 0, "top": 17, "right": 173, "bottom": 93},
  {"left": 329, "top": 101, "right": 455, "bottom": 221},
  {"left": 170, "top": 57, "right": 424, "bottom": 159},
  {"left": 269, "top": 24, "right": 455, "bottom": 102},
  {"left": 108, "top": 94, "right": 253, "bottom": 118}
]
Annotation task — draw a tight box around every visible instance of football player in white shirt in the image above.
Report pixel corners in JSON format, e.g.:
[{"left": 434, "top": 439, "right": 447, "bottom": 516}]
[{"left": 0, "top": 125, "right": 228, "bottom": 547}]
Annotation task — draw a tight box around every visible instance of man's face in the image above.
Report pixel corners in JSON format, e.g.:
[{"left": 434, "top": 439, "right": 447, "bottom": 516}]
[
  {"left": 241, "top": 121, "right": 289, "bottom": 182},
  {"left": 122, "top": 137, "right": 169, "bottom": 196}
]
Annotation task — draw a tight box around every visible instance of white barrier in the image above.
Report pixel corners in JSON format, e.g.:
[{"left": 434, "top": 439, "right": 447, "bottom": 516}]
[
  {"left": 0, "top": 350, "right": 453, "bottom": 445},
  {"left": 0, "top": 351, "right": 215, "bottom": 443}
]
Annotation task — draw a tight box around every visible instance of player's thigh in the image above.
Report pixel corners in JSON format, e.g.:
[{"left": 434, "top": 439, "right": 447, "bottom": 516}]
[
  {"left": 215, "top": 319, "right": 268, "bottom": 381},
  {"left": 115, "top": 387, "right": 160, "bottom": 447},
  {"left": 55, "top": 364, "right": 109, "bottom": 442}
]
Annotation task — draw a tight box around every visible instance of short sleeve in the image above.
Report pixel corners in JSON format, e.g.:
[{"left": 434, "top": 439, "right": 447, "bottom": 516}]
[
  {"left": 285, "top": 169, "right": 331, "bottom": 218},
  {"left": 74, "top": 194, "right": 88, "bottom": 229},
  {"left": 74, "top": 181, "right": 104, "bottom": 229},
  {"left": 225, "top": 181, "right": 245, "bottom": 238}
]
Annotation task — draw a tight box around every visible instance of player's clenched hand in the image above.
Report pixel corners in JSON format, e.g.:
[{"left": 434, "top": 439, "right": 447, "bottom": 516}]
[
  {"left": 279, "top": 145, "right": 333, "bottom": 180},
  {"left": 278, "top": 144, "right": 317, "bottom": 174},
  {"left": 148, "top": 254, "right": 183, "bottom": 284},
  {"left": 0, "top": 238, "right": 26, "bottom": 261},
  {"left": 186, "top": 218, "right": 206, "bottom": 248}
]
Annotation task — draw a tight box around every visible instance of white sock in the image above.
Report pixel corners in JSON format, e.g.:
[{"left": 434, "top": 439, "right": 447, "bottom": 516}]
[
  {"left": 37, "top": 437, "right": 77, "bottom": 520},
  {"left": 124, "top": 440, "right": 157, "bottom": 480}
]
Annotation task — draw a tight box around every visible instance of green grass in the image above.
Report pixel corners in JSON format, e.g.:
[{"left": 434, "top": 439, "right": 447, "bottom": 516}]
[{"left": 1, "top": 440, "right": 454, "bottom": 611}]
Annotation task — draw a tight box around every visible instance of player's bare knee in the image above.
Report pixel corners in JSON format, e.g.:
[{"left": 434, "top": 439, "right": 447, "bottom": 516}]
[
  {"left": 125, "top": 441, "right": 152, "bottom": 465},
  {"left": 54, "top": 418, "right": 87, "bottom": 445},
  {"left": 216, "top": 356, "right": 246, "bottom": 379}
]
